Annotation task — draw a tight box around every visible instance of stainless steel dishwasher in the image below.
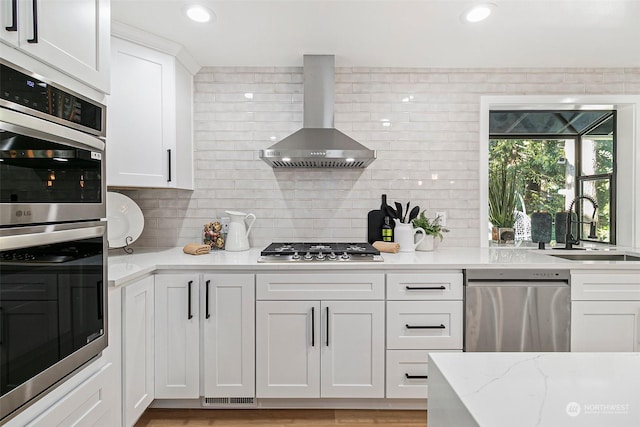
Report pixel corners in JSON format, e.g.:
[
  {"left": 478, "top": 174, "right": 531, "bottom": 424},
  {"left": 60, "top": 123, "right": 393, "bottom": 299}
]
[{"left": 464, "top": 269, "right": 570, "bottom": 352}]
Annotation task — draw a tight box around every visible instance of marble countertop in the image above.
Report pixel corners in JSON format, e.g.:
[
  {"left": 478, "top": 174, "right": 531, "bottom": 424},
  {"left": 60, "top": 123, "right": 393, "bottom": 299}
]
[
  {"left": 107, "top": 246, "right": 640, "bottom": 287},
  {"left": 427, "top": 352, "right": 640, "bottom": 427}
]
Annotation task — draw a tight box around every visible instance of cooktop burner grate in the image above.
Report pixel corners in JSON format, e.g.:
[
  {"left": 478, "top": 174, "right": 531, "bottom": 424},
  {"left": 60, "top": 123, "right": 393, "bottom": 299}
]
[{"left": 259, "top": 242, "right": 383, "bottom": 263}]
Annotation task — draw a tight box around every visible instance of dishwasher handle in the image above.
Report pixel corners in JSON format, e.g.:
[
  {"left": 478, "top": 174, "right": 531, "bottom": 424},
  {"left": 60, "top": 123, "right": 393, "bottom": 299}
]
[{"left": 466, "top": 281, "right": 569, "bottom": 288}]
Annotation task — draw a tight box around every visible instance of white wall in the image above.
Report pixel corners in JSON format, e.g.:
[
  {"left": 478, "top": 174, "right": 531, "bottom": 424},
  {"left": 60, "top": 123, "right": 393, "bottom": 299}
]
[{"left": 118, "top": 67, "right": 640, "bottom": 249}]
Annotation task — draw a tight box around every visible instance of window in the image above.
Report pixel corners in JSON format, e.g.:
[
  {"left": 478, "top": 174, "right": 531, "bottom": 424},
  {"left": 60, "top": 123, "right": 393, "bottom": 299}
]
[{"left": 489, "top": 111, "right": 615, "bottom": 244}]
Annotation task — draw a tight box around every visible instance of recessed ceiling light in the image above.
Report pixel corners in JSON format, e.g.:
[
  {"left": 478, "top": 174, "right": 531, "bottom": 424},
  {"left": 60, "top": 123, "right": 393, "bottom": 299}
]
[
  {"left": 185, "top": 5, "right": 214, "bottom": 23},
  {"left": 462, "top": 3, "right": 495, "bottom": 23}
]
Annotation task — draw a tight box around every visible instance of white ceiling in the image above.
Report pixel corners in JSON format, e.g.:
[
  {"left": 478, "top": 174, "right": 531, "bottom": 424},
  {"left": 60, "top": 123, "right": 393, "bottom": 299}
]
[{"left": 111, "top": 0, "right": 640, "bottom": 68}]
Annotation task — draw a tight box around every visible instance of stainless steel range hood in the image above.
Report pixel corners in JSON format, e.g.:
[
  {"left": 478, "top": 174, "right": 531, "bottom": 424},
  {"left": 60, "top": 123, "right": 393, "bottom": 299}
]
[{"left": 259, "top": 55, "right": 376, "bottom": 168}]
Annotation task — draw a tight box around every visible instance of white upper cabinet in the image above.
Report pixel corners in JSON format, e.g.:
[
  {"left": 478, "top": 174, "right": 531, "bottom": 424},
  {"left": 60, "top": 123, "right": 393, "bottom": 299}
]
[
  {"left": 107, "top": 35, "right": 194, "bottom": 189},
  {"left": 0, "top": 0, "right": 110, "bottom": 93}
]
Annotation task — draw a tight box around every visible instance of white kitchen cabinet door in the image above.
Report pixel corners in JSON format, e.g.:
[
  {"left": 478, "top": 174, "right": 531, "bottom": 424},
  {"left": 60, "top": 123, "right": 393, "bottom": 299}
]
[
  {"left": 123, "top": 276, "right": 154, "bottom": 427},
  {"left": 154, "top": 274, "right": 200, "bottom": 398},
  {"left": 24, "top": 363, "right": 117, "bottom": 427},
  {"left": 572, "top": 301, "right": 640, "bottom": 352},
  {"left": 107, "top": 36, "right": 193, "bottom": 189},
  {"left": 0, "top": 0, "right": 109, "bottom": 92},
  {"left": 320, "top": 301, "right": 385, "bottom": 398},
  {"left": 256, "top": 300, "right": 321, "bottom": 398},
  {"left": 202, "top": 274, "right": 255, "bottom": 398}
]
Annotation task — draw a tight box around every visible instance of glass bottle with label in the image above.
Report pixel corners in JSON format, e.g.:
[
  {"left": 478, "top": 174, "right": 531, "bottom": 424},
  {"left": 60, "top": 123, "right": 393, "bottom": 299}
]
[{"left": 382, "top": 216, "right": 393, "bottom": 242}]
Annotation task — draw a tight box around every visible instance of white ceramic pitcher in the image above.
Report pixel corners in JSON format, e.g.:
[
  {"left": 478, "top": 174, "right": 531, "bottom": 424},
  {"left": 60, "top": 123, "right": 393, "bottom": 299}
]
[
  {"left": 394, "top": 220, "right": 426, "bottom": 253},
  {"left": 224, "top": 210, "right": 256, "bottom": 252}
]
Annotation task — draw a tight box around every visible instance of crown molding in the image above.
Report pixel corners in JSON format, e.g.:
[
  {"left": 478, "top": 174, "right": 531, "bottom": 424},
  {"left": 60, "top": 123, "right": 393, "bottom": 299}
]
[{"left": 111, "top": 21, "right": 201, "bottom": 75}]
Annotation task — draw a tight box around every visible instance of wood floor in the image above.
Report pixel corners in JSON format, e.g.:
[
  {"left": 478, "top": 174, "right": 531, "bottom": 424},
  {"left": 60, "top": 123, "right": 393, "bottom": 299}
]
[{"left": 135, "top": 409, "right": 427, "bottom": 427}]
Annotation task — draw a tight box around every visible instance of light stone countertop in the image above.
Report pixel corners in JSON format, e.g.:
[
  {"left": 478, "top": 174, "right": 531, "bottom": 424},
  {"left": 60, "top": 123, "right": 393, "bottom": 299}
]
[
  {"left": 427, "top": 352, "right": 640, "bottom": 427},
  {"left": 107, "top": 246, "right": 640, "bottom": 287}
]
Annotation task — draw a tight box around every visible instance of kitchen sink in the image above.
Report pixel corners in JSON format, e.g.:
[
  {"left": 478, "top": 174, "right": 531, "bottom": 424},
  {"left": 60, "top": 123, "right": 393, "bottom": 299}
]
[{"left": 548, "top": 253, "right": 640, "bottom": 261}]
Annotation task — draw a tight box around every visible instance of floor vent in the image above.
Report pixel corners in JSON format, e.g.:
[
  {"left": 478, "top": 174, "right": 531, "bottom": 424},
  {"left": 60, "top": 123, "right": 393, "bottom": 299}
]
[{"left": 202, "top": 397, "right": 256, "bottom": 407}]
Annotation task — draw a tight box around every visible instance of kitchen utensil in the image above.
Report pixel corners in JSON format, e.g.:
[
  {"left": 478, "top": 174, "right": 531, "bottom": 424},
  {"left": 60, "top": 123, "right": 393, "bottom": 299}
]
[
  {"left": 224, "top": 210, "right": 256, "bottom": 251},
  {"left": 385, "top": 204, "right": 397, "bottom": 220},
  {"left": 531, "top": 212, "right": 552, "bottom": 249},
  {"left": 367, "top": 194, "right": 390, "bottom": 244},
  {"left": 408, "top": 206, "right": 420, "bottom": 223},
  {"left": 394, "top": 220, "right": 425, "bottom": 253},
  {"left": 395, "top": 202, "right": 403, "bottom": 223},
  {"left": 403, "top": 202, "right": 410, "bottom": 222}
]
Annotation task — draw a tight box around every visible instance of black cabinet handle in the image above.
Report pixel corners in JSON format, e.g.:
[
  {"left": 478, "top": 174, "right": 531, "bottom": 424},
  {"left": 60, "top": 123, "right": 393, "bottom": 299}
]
[
  {"left": 97, "top": 280, "right": 103, "bottom": 320},
  {"left": 405, "top": 286, "right": 446, "bottom": 290},
  {"left": 405, "top": 324, "right": 445, "bottom": 329},
  {"left": 405, "top": 373, "right": 428, "bottom": 379},
  {"left": 5, "top": 0, "right": 17, "bottom": 31},
  {"left": 27, "top": 0, "right": 38, "bottom": 43},
  {"left": 325, "top": 306, "right": 329, "bottom": 347},
  {"left": 205, "top": 280, "right": 211, "bottom": 319},
  {"left": 311, "top": 307, "right": 315, "bottom": 347},
  {"left": 167, "top": 149, "right": 172, "bottom": 182},
  {"left": 187, "top": 280, "right": 193, "bottom": 319}
]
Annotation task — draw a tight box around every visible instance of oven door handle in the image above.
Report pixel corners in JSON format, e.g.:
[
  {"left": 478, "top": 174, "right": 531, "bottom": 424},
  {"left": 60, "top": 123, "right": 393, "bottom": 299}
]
[{"left": 0, "top": 224, "right": 106, "bottom": 251}]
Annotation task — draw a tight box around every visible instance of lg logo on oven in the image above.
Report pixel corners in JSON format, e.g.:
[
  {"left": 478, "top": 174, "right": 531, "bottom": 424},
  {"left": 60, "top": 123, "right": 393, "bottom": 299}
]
[{"left": 15, "top": 210, "right": 32, "bottom": 217}]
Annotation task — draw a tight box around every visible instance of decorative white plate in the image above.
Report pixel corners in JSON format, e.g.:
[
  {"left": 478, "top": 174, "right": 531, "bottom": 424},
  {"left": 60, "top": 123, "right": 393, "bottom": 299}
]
[{"left": 107, "top": 192, "right": 144, "bottom": 248}]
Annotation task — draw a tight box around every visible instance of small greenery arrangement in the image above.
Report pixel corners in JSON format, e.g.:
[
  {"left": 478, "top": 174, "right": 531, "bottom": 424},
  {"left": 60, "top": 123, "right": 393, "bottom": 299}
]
[
  {"left": 412, "top": 211, "right": 449, "bottom": 241},
  {"left": 488, "top": 163, "right": 518, "bottom": 228}
]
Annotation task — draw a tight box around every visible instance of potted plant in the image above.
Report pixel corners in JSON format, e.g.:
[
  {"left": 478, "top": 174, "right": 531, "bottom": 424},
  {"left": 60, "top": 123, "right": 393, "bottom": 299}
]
[
  {"left": 412, "top": 211, "right": 449, "bottom": 251},
  {"left": 488, "top": 163, "right": 518, "bottom": 244}
]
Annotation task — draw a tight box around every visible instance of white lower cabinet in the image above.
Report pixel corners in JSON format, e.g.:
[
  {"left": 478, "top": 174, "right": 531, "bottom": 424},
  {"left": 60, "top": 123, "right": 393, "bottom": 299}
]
[
  {"left": 123, "top": 275, "right": 155, "bottom": 426},
  {"left": 571, "top": 270, "right": 640, "bottom": 352},
  {"left": 572, "top": 301, "right": 640, "bottom": 352},
  {"left": 25, "top": 363, "right": 117, "bottom": 427},
  {"left": 385, "top": 271, "right": 464, "bottom": 399},
  {"left": 256, "top": 299, "right": 385, "bottom": 398},
  {"left": 386, "top": 350, "right": 461, "bottom": 399},
  {"left": 153, "top": 273, "right": 256, "bottom": 400},
  {"left": 154, "top": 273, "right": 200, "bottom": 398},
  {"left": 202, "top": 274, "right": 255, "bottom": 398}
]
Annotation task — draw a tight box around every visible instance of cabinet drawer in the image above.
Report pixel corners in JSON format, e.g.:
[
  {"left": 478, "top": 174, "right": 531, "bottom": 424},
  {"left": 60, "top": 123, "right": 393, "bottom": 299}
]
[
  {"left": 386, "top": 350, "right": 461, "bottom": 399},
  {"left": 25, "top": 363, "right": 116, "bottom": 427},
  {"left": 387, "top": 272, "right": 463, "bottom": 300},
  {"left": 256, "top": 273, "right": 384, "bottom": 300},
  {"left": 571, "top": 271, "right": 640, "bottom": 301},
  {"left": 387, "top": 301, "right": 463, "bottom": 349}
]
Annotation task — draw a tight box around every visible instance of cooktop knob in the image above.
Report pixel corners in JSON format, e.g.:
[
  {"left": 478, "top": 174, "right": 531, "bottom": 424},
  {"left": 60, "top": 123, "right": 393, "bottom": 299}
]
[
  {"left": 341, "top": 252, "right": 350, "bottom": 260},
  {"left": 303, "top": 252, "right": 313, "bottom": 260},
  {"left": 292, "top": 252, "right": 301, "bottom": 260},
  {"left": 316, "top": 252, "right": 325, "bottom": 260},
  {"left": 328, "top": 252, "right": 337, "bottom": 260}
]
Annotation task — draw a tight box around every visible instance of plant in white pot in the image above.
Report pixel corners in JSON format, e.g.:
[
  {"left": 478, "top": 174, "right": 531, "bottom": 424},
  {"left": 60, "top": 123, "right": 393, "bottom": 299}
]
[{"left": 412, "top": 211, "right": 449, "bottom": 251}]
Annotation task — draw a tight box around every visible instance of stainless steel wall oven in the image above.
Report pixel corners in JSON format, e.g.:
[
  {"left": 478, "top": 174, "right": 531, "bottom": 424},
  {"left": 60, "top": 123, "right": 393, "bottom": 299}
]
[{"left": 0, "top": 60, "right": 107, "bottom": 424}]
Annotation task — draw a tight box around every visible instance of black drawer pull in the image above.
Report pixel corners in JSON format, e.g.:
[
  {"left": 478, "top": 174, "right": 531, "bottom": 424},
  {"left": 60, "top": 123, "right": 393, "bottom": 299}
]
[
  {"left": 205, "top": 280, "right": 211, "bottom": 319},
  {"left": 5, "top": 0, "right": 17, "bottom": 31},
  {"left": 167, "top": 149, "right": 172, "bottom": 182},
  {"left": 405, "top": 286, "right": 446, "bottom": 290},
  {"left": 27, "top": 0, "right": 37, "bottom": 43},
  {"left": 187, "top": 280, "right": 193, "bottom": 319},
  {"left": 325, "top": 306, "right": 329, "bottom": 347},
  {"left": 311, "top": 307, "right": 315, "bottom": 347},
  {"left": 405, "top": 324, "right": 445, "bottom": 329},
  {"left": 405, "top": 374, "right": 428, "bottom": 379}
]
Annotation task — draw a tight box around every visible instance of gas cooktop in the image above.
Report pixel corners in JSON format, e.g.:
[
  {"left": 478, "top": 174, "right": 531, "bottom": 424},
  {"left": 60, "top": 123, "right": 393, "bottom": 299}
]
[{"left": 258, "top": 242, "right": 383, "bottom": 263}]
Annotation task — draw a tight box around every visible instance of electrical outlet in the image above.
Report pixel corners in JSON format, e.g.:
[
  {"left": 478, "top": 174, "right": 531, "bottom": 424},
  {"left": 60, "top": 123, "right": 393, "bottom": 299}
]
[{"left": 435, "top": 211, "right": 447, "bottom": 226}]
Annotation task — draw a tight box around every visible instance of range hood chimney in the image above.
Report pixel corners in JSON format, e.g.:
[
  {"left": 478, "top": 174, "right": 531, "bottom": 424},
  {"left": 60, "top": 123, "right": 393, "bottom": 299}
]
[{"left": 259, "top": 55, "right": 376, "bottom": 168}]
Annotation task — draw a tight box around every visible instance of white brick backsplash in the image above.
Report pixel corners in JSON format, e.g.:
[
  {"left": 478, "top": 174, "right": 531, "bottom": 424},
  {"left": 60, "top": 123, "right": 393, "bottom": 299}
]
[{"left": 116, "top": 66, "right": 640, "bottom": 249}]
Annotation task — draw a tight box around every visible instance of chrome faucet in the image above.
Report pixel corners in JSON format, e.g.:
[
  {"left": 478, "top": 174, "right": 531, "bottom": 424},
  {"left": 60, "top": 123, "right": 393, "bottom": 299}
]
[{"left": 564, "top": 195, "right": 599, "bottom": 249}]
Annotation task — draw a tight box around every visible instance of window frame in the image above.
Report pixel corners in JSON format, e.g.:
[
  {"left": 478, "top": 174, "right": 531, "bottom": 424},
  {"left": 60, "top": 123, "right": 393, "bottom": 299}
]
[{"left": 488, "top": 111, "right": 616, "bottom": 245}]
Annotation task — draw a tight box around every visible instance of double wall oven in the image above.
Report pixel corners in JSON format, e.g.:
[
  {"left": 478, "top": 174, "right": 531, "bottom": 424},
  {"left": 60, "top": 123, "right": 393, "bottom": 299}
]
[{"left": 0, "top": 60, "right": 107, "bottom": 423}]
